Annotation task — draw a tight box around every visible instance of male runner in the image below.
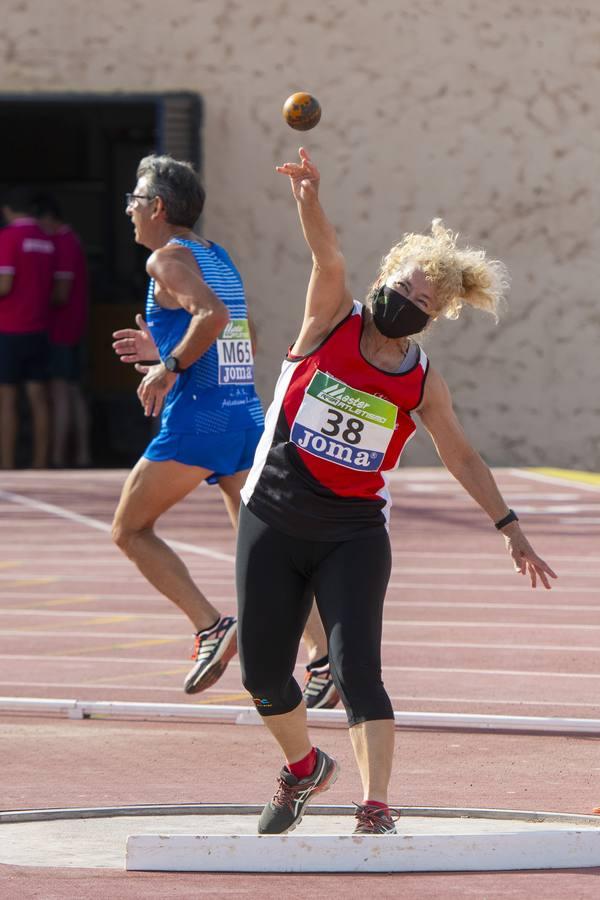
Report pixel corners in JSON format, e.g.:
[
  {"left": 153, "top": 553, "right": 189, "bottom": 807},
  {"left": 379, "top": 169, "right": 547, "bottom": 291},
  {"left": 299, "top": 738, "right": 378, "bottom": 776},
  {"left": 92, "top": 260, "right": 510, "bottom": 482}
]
[{"left": 111, "top": 154, "right": 264, "bottom": 693}]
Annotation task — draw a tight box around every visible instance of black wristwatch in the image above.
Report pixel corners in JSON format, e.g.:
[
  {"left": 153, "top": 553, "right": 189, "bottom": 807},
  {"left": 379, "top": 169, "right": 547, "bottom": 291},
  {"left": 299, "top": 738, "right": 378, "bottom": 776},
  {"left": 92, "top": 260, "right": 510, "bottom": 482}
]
[
  {"left": 494, "top": 509, "right": 519, "bottom": 530},
  {"left": 163, "top": 354, "right": 183, "bottom": 374}
]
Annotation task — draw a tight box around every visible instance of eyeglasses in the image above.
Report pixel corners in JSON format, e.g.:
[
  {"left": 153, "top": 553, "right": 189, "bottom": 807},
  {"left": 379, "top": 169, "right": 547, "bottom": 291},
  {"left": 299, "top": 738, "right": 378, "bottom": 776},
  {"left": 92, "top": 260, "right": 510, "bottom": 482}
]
[{"left": 125, "top": 192, "right": 156, "bottom": 208}]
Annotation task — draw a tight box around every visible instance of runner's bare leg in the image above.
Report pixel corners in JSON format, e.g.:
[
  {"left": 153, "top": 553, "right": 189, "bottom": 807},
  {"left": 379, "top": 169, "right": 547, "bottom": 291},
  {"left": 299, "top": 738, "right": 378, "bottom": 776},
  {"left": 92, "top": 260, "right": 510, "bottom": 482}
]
[{"left": 112, "top": 457, "right": 219, "bottom": 631}]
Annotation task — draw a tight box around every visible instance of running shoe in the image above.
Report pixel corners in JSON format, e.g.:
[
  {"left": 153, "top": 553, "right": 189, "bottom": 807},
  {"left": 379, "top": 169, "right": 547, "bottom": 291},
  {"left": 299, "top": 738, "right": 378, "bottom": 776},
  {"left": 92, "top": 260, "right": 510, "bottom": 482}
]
[
  {"left": 302, "top": 662, "right": 340, "bottom": 710},
  {"left": 258, "top": 748, "right": 339, "bottom": 834},
  {"left": 353, "top": 802, "right": 400, "bottom": 834},
  {"left": 183, "top": 615, "right": 237, "bottom": 695}
]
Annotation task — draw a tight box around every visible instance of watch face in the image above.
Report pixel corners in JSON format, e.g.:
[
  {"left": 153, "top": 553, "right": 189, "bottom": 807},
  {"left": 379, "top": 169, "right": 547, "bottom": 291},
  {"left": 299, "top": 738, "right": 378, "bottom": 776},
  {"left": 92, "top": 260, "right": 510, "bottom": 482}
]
[{"left": 165, "top": 356, "right": 177, "bottom": 372}]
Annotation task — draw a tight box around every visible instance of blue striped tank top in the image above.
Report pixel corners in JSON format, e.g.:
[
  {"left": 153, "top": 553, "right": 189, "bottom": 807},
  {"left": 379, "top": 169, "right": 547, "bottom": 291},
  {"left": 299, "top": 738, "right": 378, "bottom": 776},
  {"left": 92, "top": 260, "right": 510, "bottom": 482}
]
[{"left": 145, "top": 237, "right": 264, "bottom": 435}]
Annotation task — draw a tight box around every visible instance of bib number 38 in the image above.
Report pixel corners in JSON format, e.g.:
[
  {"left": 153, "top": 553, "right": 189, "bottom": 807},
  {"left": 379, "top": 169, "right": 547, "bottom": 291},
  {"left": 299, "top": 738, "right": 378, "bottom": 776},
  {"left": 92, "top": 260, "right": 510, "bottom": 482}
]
[
  {"left": 290, "top": 371, "right": 397, "bottom": 472},
  {"left": 321, "top": 408, "right": 365, "bottom": 444}
]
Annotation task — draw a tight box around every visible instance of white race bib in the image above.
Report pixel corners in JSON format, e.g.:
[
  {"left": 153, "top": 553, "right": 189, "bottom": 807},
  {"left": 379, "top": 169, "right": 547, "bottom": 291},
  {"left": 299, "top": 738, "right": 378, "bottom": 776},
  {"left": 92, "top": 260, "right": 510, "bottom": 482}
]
[
  {"left": 217, "top": 319, "right": 254, "bottom": 385},
  {"left": 290, "top": 371, "right": 398, "bottom": 471}
]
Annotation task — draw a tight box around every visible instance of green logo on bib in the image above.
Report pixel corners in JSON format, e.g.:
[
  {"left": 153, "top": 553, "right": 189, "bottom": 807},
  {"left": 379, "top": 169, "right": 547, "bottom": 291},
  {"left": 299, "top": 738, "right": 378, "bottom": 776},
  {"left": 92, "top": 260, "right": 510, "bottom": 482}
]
[
  {"left": 309, "top": 372, "right": 396, "bottom": 428},
  {"left": 221, "top": 320, "right": 250, "bottom": 341}
]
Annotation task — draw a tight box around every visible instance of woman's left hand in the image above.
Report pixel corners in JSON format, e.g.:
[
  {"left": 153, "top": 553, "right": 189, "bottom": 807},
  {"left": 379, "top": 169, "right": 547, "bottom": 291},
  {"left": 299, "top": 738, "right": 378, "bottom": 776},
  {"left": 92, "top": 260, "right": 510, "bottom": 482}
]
[{"left": 502, "top": 526, "right": 558, "bottom": 589}]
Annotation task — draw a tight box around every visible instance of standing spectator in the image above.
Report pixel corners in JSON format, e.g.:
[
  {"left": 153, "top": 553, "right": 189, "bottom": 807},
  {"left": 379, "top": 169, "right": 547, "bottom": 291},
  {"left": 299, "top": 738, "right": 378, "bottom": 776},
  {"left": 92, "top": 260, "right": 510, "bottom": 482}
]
[
  {"left": 34, "top": 194, "right": 91, "bottom": 468},
  {"left": 0, "top": 187, "right": 55, "bottom": 469}
]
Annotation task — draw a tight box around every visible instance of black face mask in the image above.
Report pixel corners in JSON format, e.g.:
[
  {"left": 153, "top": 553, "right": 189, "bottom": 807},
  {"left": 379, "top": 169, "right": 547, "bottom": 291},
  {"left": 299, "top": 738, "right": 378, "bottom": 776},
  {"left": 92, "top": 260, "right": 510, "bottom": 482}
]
[{"left": 371, "top": 285, "right": 430, "bottom": 339}]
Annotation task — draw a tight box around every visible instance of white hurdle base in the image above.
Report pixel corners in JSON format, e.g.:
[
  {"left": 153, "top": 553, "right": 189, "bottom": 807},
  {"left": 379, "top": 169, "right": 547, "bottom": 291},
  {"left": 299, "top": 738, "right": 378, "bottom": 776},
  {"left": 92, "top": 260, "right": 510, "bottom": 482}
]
[
  {"left": 3, "top": 697, "right": 600, "bottom": 735},
  {"left": 126, "top": 828, "right": 600, "bottom": 873}
]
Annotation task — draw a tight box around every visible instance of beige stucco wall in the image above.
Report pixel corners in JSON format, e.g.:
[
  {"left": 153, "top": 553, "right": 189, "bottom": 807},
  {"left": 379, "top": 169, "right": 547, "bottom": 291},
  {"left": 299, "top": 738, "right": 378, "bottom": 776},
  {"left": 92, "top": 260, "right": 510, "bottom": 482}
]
[{"left": 4, "top": 0, "right": 600, "bottom": 467}]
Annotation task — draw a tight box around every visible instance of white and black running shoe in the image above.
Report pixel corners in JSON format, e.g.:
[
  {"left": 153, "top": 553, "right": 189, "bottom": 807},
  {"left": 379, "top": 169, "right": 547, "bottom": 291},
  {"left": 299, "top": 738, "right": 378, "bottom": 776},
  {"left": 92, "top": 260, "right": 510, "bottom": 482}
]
[
  {"left": 302, "top": 662, "right": 340, "bottom": 710},
  {"left": 353, "top": 802, "right": 400, "bottom": 834},
  {"left": 183, "top": 615, "right": 237, "bottom": 694},
  {"left": 258, "top": 748, "right": 339, "bottom": 834}
]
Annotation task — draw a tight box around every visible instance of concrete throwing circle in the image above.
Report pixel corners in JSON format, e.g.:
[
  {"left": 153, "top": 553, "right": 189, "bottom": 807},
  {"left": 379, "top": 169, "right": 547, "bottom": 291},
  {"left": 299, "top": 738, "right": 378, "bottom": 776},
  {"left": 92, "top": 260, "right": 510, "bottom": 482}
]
[{"left": 1, "top": 805, "right": 600, "bottom": 872}]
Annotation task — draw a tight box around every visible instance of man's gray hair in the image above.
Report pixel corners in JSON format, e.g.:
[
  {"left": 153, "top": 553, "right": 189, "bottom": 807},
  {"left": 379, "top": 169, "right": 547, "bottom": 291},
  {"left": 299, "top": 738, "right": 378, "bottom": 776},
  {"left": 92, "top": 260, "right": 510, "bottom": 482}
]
[{"left": 136, "top": 154, "right": 205, "bottom": 228}]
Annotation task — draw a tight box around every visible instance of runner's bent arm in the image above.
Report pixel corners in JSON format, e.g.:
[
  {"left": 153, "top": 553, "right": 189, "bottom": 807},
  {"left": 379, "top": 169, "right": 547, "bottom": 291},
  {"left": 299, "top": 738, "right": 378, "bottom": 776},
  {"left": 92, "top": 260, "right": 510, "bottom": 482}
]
[
  {"left": 147, "top": 244, "right": 230, "bottom": 368},
  {"left": 276, "top": 148, "right": 352, "bottom": 354},
  {"left": 134, "top": 244, "right": 229, "bottom": 417},
  {"left": 417, "top": 367, "right": 557, "bottom": 589}
]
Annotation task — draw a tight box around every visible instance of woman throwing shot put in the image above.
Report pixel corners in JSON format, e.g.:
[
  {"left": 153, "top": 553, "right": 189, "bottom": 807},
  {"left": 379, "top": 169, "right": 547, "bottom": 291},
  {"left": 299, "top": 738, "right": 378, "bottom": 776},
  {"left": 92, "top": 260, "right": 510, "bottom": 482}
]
[{"left": 236, "top": 148, "right": 557, "bottom": 836}]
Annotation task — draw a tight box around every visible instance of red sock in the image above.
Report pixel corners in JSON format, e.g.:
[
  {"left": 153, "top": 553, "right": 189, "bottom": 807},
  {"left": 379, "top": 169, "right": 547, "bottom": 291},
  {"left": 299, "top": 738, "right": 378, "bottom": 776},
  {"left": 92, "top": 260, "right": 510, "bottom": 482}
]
[
  {"left": 364, "top": 799, "right": 389, "bottom": 811},
  {"left": 287, "top": 747, "right": 317, "bottom": 779}
]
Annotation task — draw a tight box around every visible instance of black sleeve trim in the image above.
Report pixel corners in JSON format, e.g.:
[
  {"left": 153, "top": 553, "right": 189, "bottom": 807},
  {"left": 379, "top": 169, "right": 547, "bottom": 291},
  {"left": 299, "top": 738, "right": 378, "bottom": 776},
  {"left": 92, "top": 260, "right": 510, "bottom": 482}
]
[{"left": 409, "top": 354, "right": 430, "bottom": 412}]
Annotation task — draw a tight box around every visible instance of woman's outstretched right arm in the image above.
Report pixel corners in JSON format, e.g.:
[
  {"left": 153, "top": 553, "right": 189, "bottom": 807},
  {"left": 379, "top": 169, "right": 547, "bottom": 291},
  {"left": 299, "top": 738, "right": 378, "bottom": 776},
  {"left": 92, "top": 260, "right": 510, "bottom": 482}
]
[{"left": 276, "top": 147, "right": 353, "bottom": 354}]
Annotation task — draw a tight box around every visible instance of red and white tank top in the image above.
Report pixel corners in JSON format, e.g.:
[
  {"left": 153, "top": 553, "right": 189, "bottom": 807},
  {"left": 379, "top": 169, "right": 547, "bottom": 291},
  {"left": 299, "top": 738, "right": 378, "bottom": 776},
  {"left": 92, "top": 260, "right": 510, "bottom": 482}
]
[{"left": 241, "top": 301, "right": 429, "bottom": 540}]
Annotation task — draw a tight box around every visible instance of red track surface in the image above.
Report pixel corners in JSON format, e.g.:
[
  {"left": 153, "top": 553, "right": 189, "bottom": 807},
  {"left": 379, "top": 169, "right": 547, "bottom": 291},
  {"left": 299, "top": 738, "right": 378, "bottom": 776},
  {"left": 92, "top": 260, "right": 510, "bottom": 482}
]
[{"left": 1, "top": 467, "right": 600, "bottom": 898}]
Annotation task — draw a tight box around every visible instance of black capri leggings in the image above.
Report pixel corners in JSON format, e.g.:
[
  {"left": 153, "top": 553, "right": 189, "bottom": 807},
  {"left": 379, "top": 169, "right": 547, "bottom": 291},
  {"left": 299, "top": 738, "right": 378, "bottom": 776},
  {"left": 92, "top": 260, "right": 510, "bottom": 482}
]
[{"left": 236, "top": 503, "right": 394, "bottom": 727}]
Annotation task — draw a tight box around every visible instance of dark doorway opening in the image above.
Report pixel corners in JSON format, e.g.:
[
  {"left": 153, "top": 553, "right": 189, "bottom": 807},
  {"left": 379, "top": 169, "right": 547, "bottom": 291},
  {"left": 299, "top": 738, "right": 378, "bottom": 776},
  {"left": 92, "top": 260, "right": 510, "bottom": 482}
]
[{"left": 0, "top": 92, "right": 202, "bottom": 466}]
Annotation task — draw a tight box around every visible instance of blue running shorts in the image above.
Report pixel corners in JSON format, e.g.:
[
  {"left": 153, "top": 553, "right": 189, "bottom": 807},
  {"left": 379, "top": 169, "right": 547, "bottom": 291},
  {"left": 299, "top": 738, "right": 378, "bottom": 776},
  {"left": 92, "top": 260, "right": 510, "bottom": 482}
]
[{"left": 144, "top": 425, "right": 262, "bottom": 485}]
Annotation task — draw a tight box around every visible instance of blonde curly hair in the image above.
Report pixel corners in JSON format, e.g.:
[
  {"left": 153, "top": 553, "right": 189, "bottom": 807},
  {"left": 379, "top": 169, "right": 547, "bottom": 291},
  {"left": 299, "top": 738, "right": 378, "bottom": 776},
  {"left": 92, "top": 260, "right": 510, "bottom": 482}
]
[{"left": 368, "top": 219, "right": 510, "bottom": 321}]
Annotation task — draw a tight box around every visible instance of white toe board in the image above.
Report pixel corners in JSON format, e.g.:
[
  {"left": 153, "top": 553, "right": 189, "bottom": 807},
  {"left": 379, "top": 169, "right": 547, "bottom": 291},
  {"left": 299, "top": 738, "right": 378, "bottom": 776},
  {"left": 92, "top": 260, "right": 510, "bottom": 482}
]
[{"left": 126, "top": 825, "right": 600, "bottom": 873}]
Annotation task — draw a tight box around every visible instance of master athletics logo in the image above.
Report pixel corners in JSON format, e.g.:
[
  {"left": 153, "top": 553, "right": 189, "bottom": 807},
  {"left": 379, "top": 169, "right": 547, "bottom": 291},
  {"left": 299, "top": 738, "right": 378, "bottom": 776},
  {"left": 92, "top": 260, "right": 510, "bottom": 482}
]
[
  {"left": 221, "top": 319, "right": 250, "bottom": 341},
  {"left": 317, "top": 382, "right": 372, "bottom": 412},
  {"left": 311, "top": 372, "right": 395, "bottom": 427}
]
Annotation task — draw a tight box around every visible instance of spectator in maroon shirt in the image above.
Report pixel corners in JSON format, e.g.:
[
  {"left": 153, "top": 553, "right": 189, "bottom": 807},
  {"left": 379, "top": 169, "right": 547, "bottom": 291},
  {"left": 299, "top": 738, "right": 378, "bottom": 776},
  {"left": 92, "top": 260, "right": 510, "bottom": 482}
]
[
  {"left": 34, "top": 194, "right": 91, "bottom": 468},
  {"left": 0, "top": 187, "right": 55, "bottom": 469}
]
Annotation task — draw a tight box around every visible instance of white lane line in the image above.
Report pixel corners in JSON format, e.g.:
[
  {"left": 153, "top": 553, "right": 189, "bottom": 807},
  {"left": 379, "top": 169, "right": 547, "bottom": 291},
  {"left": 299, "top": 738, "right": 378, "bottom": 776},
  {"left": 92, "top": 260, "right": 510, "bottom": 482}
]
[
  {"left": 3, "top": 591, "right": 600, "bottom": 615},
  {"left": 1, "top": 654, "right": 600, "bottom": 680},
  {"left": 386, "top": 470, "right": 452, "bottom": 481},
  {"left": 510, "top": 469, "right": 600, "bottom": 493},
  {"left": 386, "top": 665, "right": 600, "bottom": 679},
  {"left": 0, "top": 544, "right": 232, "bottom": 554},
  {"left": 393, "top": 568, "right": 600, "bottom": 578},
  {"left": 382, "top": 621, "right": 600, "bottom": 631},
  {"left": 0, "top": 681, "right": 598, "bottom": 710},
  {"left": 0, "top": 471, "right": 126, "bottom": 482},
  {"left": 0, "top": 576, "right": 234, "bottom": 592},
  {"left": 0, "top": 681, "right": 214, "bottom": 693},
  {"left": 3, "top": 542, "right": 599, "bottom": 565},
  {"left": 0, "top": 689, "right": 595, "bottom": 713},
  {"left": 387, "top": 601, "right": 600, "bottom": 612},
  {"left": 389, "top": 552, "right": 600, "bottom": 562},
  {"left": 0, "top": 490, "right": 235, "bottom": 563},
  {"left": 384, "top": 640, "right": 600, "bottom": 652},
  {"left": 391, "top": 582, "right": 598, "bottom": 594},
  {"left": 0, "top": 630, "right": 188, "bottom": 639},
  {"left": 388, "top": 600, "right": 600, "bottom": 612},
  {"left": 3, "top": 630, "right": 600, "bottom": 653},
  {"left": 2, "top": 566, "right": 600, "bottom": 579},
  {"left": 2, "top": 608, "right": 600, "bottom": 630},
  {"left": 504, "top": 505, "right": 600, "bottom": 514},
  {"left": 0, "top": 609, "right": 183, "bottom": 620},
  {"left": 403, "top": 487, "right": 585, "bottom": 500},
  {"left": 558, "top": 518, "right": 600, "bottom": 525},
  {"left": 0, "top": 574, "right": 236, "bottom": 583},
  {"left": 0, "top": 592, "right": 236, "bottom": 602},
  {"left": 0, "top": 655, "right": 189, "bottom": 664}
]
